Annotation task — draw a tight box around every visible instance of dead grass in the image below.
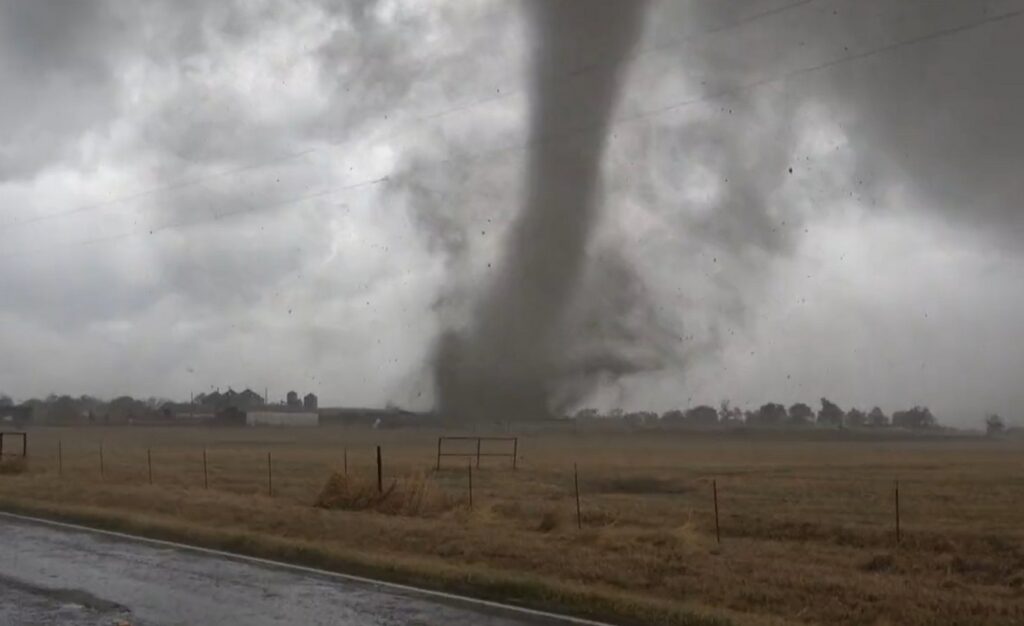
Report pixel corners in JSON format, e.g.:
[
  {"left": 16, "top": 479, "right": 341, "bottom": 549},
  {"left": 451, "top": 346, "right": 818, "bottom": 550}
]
[
  {"left": 0, "top": 457, "right": 27, "bottom": 475},
  {"left": 314, "top": 471, "right": 459, "bottom": 516},
  {"left": 2, "top": 425, "right": 1024, "bottom": 625}
]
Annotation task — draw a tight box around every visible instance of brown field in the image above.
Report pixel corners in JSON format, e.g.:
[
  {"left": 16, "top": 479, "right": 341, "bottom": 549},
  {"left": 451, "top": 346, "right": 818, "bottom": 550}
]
[{"left": 1, "top": 425, "right": 1023, "bottom": 625}]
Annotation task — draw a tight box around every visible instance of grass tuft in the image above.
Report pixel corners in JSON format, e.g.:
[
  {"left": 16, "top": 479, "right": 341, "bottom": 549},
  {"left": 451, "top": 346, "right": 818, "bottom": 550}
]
[
  {"left": 314, "top": 471, "right": 458, "bottom": 517},
  {"left": 0, "top": 457, "right": 27, "bottom": 475}
]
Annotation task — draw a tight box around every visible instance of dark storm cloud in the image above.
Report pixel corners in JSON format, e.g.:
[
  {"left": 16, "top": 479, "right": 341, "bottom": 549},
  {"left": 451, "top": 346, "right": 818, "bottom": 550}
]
[
  {"left": 648, "top": 0, "right": 1024, "bottom": 249},
  {"left": 0, "top": 0, "right": 130, "bottom": 180},
  {"left": 2, "top": 0, "right": 1023, "bottom": 421}
]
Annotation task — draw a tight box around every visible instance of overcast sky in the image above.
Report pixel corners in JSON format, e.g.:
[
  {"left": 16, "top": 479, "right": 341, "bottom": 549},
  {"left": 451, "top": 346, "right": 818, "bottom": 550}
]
[{"left": 1, "top": 0, "right": 1022, "bottom": 425}]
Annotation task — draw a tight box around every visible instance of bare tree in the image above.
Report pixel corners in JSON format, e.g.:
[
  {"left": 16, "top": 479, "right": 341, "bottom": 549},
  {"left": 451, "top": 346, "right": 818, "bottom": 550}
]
[{"left": 985, "top": 414, "right": 1005, "bottom": 436}]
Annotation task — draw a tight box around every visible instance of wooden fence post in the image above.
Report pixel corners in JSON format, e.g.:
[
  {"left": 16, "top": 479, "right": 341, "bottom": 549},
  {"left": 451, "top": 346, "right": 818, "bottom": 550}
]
[
  {"left": 436, "top": 437, "right": 442, "bottom": 471},
  {"left": 574, "top": 463, "right": 582, "bottom": 530},
  {"left": 147, "top": 448, "right": 153, "bottom": 485},
  {"left": 267, "top": 452, "right": 273, "bottom": 497},
  {"left": 894, "top": 480, "right": 901, "bottom": 545},
  {"left": 376, "top": 445, "right": 383, "bottom": 493},
  {"left": 476, "top": 438, "right": 481, "bottom": 469},
  {"left": 468, "top": 462, "right": 473, "bottom": 509},
  {"left": 203, "top": 448, "right": 209, "bottom": 490},
  {"left": 512, "top": 437, "right": 518, "bottom": 470},
  {"left": 344, "top": 447, "right": 348, "bottom": 476},
  {"left": 57, "top": 440, "right": 62, "bottom": 478},
  {"left": 713, "top": 479, "right": 721, "bottom": 545}
]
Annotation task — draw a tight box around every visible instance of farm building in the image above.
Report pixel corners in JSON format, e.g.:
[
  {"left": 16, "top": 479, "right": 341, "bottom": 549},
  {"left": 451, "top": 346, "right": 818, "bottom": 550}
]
[
  {"left": 0, "top": 405, "right": 32, "bottom": 426},
  {"left": 245, "top": 410, "right": 318, "bottom": 427}
]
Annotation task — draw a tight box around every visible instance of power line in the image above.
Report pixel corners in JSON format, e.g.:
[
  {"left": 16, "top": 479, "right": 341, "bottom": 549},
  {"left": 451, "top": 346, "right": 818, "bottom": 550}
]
[
  {"left": 0, "top": 177, "right": 387, "bottom": 261},
  {"left": 0, "top": 0, "right": 825, "bottom": 234},
  {"left": 392, "top": 7, "right": 1024, "bottom": 182},
  {"left": 0, "top": 149, "right": 316, "bottom": 231},
  {"left": 360, "top": 0, "right": 823, "bottom": 142},
  {"left": 4, "top": 7, "right": 1017, "bottom": 261}
]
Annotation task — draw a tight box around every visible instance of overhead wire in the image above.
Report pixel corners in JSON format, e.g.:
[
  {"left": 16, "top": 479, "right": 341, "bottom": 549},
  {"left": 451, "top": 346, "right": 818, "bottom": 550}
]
[
  {"left": 0, "top": 0, "right": 825, "bottom": 233},
  {"left": 3, "top": 4, "right": 1019, "bottom": 262}
]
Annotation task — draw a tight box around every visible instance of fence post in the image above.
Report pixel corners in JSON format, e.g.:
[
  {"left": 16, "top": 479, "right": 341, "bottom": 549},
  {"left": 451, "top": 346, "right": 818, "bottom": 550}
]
[
  {"left": 512, "top": 437, "right": 518, "bottom": 470},
  {"left": 57, "top": 440, "right": 62, "bottom": 478},
  {"left": 99, "top": 443, "right": 105, "bottom": 479},
  {"left": 468, "top": 462, "right": 473, "bottom": 509},
  {"left": 476, "top": 438, "right": 481, "bottom": 469},
  {"left": 376, "top": 445, "right": 383, "bottom": 493},
  {"left": 344, "top": 447, "right": 348, "bottom": 476},
  {"left": 267, "top": 452, "right": 273, "bottom": 497},
  {"left": 894, "top": 479, "right": 901, "bottom": 545},
  {"left": 436, "top": 437, "right": 442, "bottom": 471},
  {"left": 203, "top": 448, "right": 209, "bottom": 490},
  {"left": 713, "top": 479, "right": 721, "bottom": 545},
  {"left": 147, "top": 448, "right": 153, "bottom": 485},
  {"left": 574, "top": 462, "right": 582, "bottom": 530}
]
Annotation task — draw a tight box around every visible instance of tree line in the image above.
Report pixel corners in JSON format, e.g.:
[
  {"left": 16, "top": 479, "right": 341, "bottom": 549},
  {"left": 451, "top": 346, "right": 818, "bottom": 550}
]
[
  {"left": 0, "top": 394, "right": 168, "bottom": 424},
  {"left": 574, "top": 398, "right": 950, "bottom": 430}
]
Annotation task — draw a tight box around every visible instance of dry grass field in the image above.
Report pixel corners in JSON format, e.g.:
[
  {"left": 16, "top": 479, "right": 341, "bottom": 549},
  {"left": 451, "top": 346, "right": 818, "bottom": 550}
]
[{"left": 1, "top": 425, "right": 1023, "bottom": 625}]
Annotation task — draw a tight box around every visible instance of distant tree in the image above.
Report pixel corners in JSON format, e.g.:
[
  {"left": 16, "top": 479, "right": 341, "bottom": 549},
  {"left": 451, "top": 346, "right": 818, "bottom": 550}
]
[
  {"left": 661, "top": 409, "right": 685, "bottom": 423},
  {"left": 788, "top": 402, "right": 814, "bottom": 425},
  {"left": 752, "top": 402, "right": 787, "bottom": 425},
  {"left": 0, "top": 394, "right": 12, "bottom": 408},
  {"left": 985, "top": 414, "right": 1006, "bottom": 436},
  {"left": 607, "top": 408, "right": 625, "bottom": 420},
  {"left": 867, "top": 407, "right": 889, "bottom": 427},
  {"left": 144, "top": 396, "right": 172, "bottom": 410},
  {"left": 892, "top": 406, "right": 937, "bottom": 429},
  {"left": 718, "top": 400, "right": 743, "bottom": 424},
  {"left": 574, "top": 408, "right": 599, "bottom": 421},
  {"left": 845, "top": 408, "right": 867, "bottom": 428},
  {"left": 46, "top": 395, "right": 84, "bottom": 423},
  {"left": 817, "top": 398, "right": 844, "bottom": 427},
  {"left": 684, "top": 405, "right": 719, "bottom": 425},
  {"left": 108, "top": 396, "right": 152, "bottom": 422},
  {"left": 624, "top": 411, "right": 658, "bottom": 426}
]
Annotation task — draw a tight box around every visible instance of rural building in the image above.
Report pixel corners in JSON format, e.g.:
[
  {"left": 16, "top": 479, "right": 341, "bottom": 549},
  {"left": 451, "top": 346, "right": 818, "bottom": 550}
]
[
  {"left": 303, "top": 393, "right": 318, "bottom": 410},
  {"left": 286, "top": 391, "right": 301, "bottom": 408},
  {"left": 0, "top": 405, "right": 32, "bottom": 426},
  {"left": 245, "top": 410, "right": 318, "bottom": 427},
  {"left": 195, "top": 388, "right": 265, "bottom": 411}
]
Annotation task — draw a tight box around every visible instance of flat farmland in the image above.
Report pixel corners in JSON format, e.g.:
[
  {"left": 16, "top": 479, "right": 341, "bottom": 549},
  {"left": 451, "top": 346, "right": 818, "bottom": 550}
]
[{"left": 1, "top": 425, "right": 1023, "bottom": 625}]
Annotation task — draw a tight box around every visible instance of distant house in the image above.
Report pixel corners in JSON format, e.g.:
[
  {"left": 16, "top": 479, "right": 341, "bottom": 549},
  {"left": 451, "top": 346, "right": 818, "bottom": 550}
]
[
  {"left": 236, "top": 388, "right": 265, "bottom": 408},
  {"left": 303, "top": 393, "right": 318, "bottom": 410},
  {"left": 286, "top": 391, "right": 301, "bottom": 409},
  {"left": 195, "top": 388, "right": 265, "bottom": 411}
]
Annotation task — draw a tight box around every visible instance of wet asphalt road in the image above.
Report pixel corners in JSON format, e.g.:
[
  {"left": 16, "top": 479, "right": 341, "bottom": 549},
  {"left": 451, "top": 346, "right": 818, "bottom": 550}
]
[{"left": 0, "top": 514, "right": 598, "bottom": 626}]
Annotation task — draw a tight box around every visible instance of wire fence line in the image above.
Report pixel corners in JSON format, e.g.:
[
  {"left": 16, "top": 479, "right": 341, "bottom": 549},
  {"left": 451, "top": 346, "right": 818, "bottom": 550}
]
[{"left": 4, "top": 436, "right": 997, "bottom": 549}]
